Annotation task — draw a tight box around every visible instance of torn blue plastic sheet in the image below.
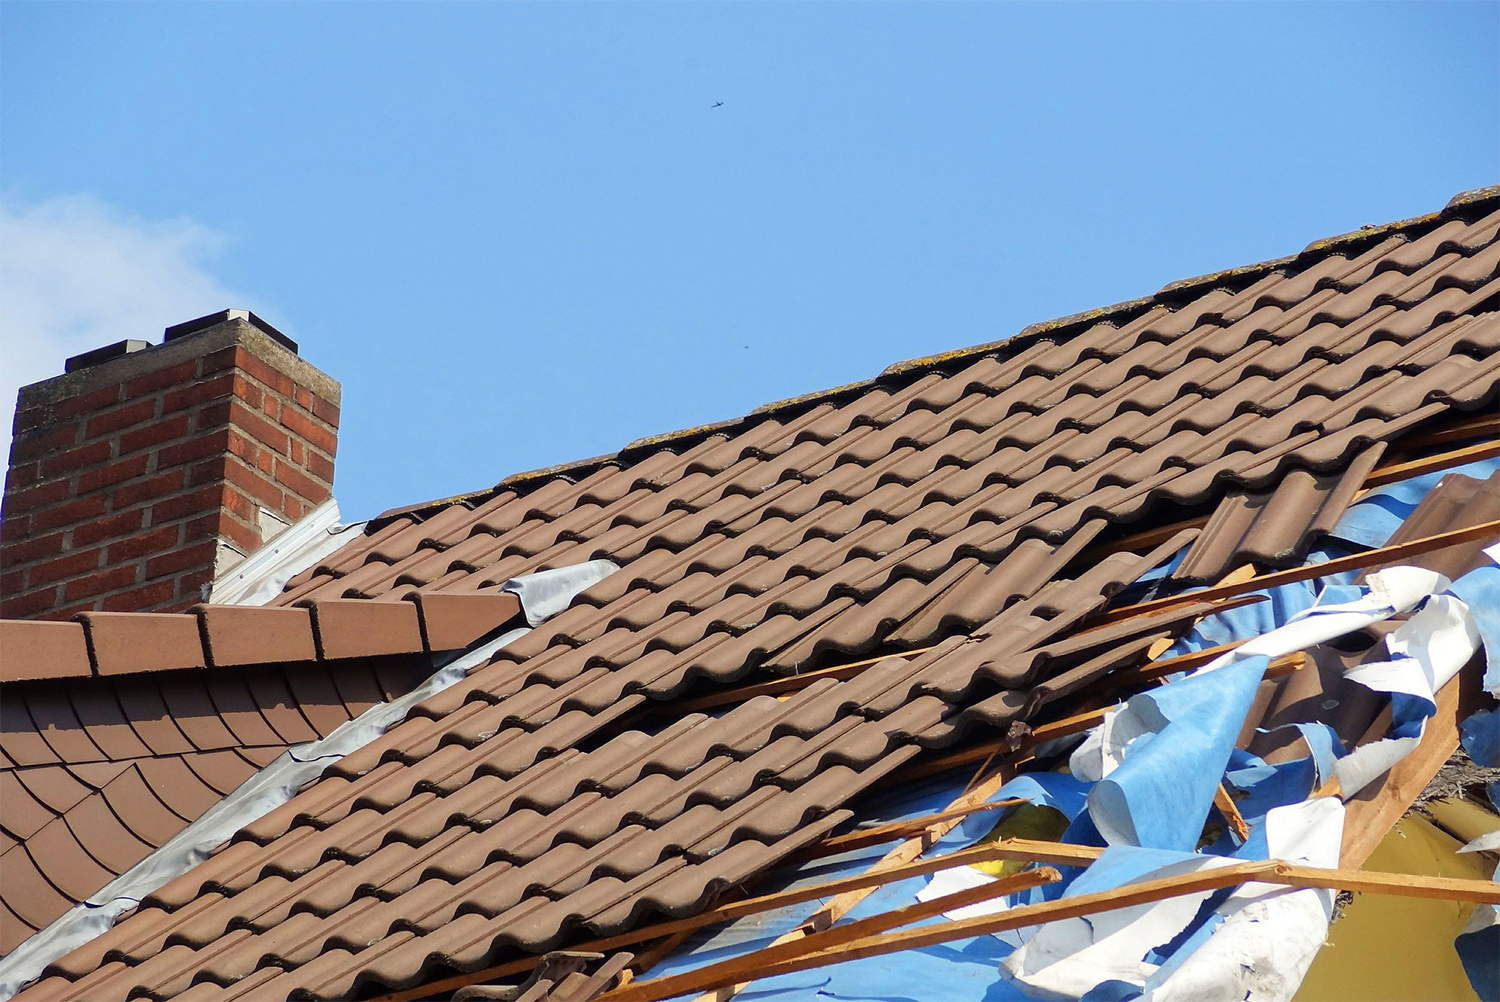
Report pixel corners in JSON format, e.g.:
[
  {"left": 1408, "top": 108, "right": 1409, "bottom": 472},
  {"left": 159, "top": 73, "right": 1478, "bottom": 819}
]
[
  {"left": 1085, "top": 656, "right": 1269, "bottom": 852},
  {"left": 1449, "top": 563, "right": 1500, "bottom": 693},
  {"left": 1460, "top": 707, "right": 1500, "bottom": 769}
]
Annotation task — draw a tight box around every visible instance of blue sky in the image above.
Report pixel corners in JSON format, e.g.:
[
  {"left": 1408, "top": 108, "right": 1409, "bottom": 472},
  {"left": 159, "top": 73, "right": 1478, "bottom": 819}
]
[{"left": 2, "top": 2, "right": 1495, "bottom": 521}]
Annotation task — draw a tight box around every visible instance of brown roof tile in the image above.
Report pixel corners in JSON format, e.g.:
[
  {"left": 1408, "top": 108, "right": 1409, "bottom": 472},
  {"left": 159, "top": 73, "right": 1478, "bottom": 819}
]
[
  {"left": 77, "top": 612, "right": 206, "bottom": 675},
  {"left": 198, "top": 605, "right": 317, "bottom": 667},
  {"left": 0, "top": 622, "right": 91, "bottom": 683},
  {"left": 0, "top": 655, "right": 444, "bottom": 952}
]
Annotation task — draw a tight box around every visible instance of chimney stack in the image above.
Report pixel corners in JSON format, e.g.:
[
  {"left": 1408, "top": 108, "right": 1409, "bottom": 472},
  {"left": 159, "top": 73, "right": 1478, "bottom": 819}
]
[{"left": 1, "top": 311, "right": 341, "bottom": 619}]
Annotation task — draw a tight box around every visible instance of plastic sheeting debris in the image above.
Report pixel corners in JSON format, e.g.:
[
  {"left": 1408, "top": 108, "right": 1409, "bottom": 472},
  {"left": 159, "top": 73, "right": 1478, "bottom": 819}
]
[
  {"left": 999, "top": 799, "right": 1343, "bottom": 1001},
  {"left": 1460, "top": 708, "right": 1500, "bottom": 769},
  {"left": 1334, "top": 590, "right": 1479, "bottom": 797},
  {"left": 1079, "top": 655, "right": 1268, "bottom": 851}
]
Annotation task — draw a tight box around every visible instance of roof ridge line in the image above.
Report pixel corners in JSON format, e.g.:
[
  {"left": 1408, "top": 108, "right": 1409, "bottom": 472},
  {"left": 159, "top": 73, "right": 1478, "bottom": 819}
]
[{"left": 365, "top": 185, "right": 1498, "bottom": 529}]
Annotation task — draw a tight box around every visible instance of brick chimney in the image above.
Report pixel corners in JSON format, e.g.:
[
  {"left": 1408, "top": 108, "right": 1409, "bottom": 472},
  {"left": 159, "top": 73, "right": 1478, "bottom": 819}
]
[{"left": 1, "top": 311, "right": 341, "bottom": 619}]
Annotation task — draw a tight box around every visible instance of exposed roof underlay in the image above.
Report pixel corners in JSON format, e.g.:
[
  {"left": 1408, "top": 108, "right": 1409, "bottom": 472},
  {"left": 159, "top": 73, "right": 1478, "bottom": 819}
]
[{"left": 8, "top": 188, "right": 1500, "bottom": 1001}]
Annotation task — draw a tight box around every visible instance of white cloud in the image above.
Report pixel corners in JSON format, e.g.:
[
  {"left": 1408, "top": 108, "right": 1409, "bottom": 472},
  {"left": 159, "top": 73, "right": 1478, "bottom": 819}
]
[{"left": 0, "top": 194, "right": 249, "bottom": 457}]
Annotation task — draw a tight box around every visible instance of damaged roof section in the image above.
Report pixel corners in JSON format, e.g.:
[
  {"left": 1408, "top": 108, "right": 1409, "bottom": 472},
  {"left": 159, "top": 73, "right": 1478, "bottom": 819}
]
[{"left": 4, "top": 189, "right": 1499, "bottom": 1001}]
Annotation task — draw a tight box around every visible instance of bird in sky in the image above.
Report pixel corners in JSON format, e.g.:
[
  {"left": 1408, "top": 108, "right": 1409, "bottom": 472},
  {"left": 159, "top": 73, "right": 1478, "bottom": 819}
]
[{"left": 712, "top": 101, "right": 724, "bottom": 108}]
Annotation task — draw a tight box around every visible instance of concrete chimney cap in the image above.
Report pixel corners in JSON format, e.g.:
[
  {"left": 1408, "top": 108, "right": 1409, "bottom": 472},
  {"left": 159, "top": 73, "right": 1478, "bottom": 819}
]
[{"left": 164, "top": 309, "right": 298, "bottom": 354}]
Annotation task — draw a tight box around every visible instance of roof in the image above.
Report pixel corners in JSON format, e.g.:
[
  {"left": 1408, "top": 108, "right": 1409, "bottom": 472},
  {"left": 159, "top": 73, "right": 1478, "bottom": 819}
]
[
  {"left": 0, "top": 594, "right": 523, "bottom": 951},
  {"left": 5, "top": 187, "right": 1499, "bottom": 1001}
]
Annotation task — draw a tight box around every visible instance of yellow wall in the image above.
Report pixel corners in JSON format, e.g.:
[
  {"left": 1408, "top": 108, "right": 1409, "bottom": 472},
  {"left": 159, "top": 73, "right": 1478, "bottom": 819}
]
[{"left": 1295, "top": 812, "right": 1492, "bottom": 1002}]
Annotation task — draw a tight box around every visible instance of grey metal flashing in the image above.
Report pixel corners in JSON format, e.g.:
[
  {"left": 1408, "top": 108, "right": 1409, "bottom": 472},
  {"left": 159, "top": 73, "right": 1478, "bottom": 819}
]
[{"left": 209, "top": 498, "right": 360, "bottom": 606}]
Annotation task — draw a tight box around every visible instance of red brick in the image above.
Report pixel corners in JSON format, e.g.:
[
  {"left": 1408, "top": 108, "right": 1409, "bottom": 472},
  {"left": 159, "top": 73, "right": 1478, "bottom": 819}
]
[
  {"left": 287, "top": 436, "right": 302, "bottom": 465},
  {"left": 0, "top": 588, "right": 59, "bottom": 619},
  {"left": 221, "top": 485, "right": 260, "bottom": 525},
  {"left": 5, "top": 461, "right": 41, "bottom": 491},
  {"left": 310, "top": 395, "right": 341, "bottom": 427},
  {"left": 11, "top": 406, "right": 49, "bottom": 435},
  {"left": 146, "top": 541, "right": 216, "bottom": 578},
  {"left": 34, "top": 494, "right": 108, "bottom": 533},
  {"left": 306, "top": 450, "right": 335, "bottom": 485},
  {"left": 223, "top": 458, "right": 284, "bottom": 510},
  {"left": 159, "top": 429, "right": 232, "bottom": 468},
  {"left": 10, "top": 423, "right": 80, "bottom": 462},
  {"left": 4, "top": 479, "right": 71, "bottom": 514},
  {"left": 107, "top": 524, "right": 181, "bottom": 563},
  {"left": 279, "top": 407, "right": 338, "bottom": 456},
  {"left": 101, "top": 580, "right": 177, "bottom": 613},
  {"left": 64, "top": 565, "right": 138, "bottom": 601},
  {"left": 199, "top": 345, "right": 239, "bottom": 376},
  {"left": 151, "top": 486, "right": 223, "bottom": 524},
  {"left": 262, "top": 394, "right": 280, "bottom": 420},
  {"left": 161, "top": 373, "right": 237, "bottom": 415},
  {"left": 52, "top": 384, "right": 122, "bottom": 420},
  {"left": 30, "top": 547, "right": 104, "bottom": 586},
  {"left": 124, "top": 359, "right": 198, "bottom": 397},
  {"left": 218, "top": 509, "right": 262, "bottom": 553},
  {"left": 0, "top": 513, "right": 31, "bottom": 542},
  {"left": 119, "top": 413, "right": 191, "bottom": 456},
  {"left": 236, "top": 351, "right": 297, "bottom": 398},
  {"left": 195, "top": 400, "right": 232, "bottom": 431},
  {"left": 39, "top": 439, "right": 113, "bottom": 479},
  {"left": 294, "top": 386, "right": 312, "bottom": 409},
  {"left": 183, "top": 513, "right": 220, "bottom": 541},
  {"left": 225, "top": 428, "right": 263, "bottom": 467},
  {"left": 71, "top": 508, "right": 145, "bottom": 547},
  {"left": 273, "top": 457, "right": 328, "bottom": 503},
  {"left": 177, "top": 566, "right": 215, "bottom": 596},
  {"left": 113, "top": 470, "right": 185, "bottom": 509},
  {"left": 1, "top": 531, "right": 64, "bottom": 565},
  {"left": 227, "top": 400, "right": 290, "bottom": 455},
  {"left": 189, "top": 458, "right": 224, "bottom": 487},
  {"left": 284, "top": 497, "right": 305, "bottom": 520},
  {"left": 84, "top": 397, "right": 157, "bottom": 438},
  {"left": 77, "top": 453, "right": 151, "bottom": 495},
  {"left": 0, "top": 567, "right": 24, "bottom": 594}
]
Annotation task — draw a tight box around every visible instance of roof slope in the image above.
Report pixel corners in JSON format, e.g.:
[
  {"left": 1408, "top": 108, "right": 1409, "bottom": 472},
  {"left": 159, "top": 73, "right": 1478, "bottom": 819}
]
[
  {"left": 0, "top": 595, "right": 522, "bottom": 952},
  {"left": 0, "top": 659, "right": 415, "bottom": 954},
  {"left": 15, "top": 190, "right": 1500, "bottom": 1001}
]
